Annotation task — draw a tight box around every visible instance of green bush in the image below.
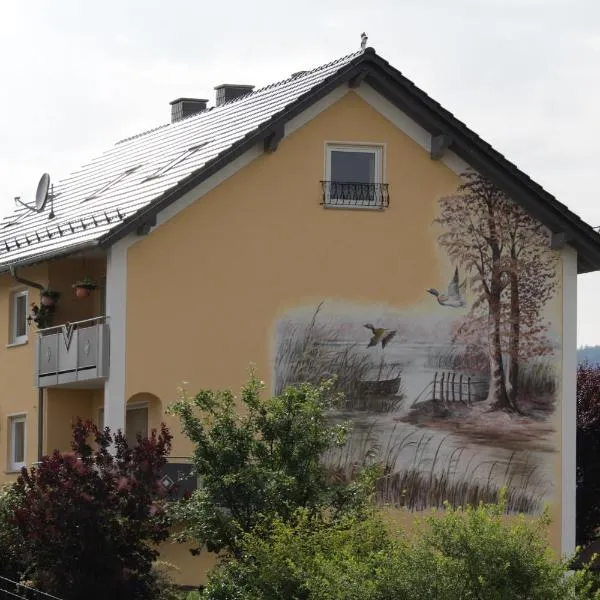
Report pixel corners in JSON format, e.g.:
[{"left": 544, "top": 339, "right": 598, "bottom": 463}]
[
  {"left": 384, "top": 500, "right": 595, "bottom": 600},
  {"left": 201, "top": 509, "right": 390, "bottom": 600},
  {"left": 200, "top": 499, "right": 600, "bottom": 600}
]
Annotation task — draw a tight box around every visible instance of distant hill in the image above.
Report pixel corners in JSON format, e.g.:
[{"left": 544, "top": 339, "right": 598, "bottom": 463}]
[{"left": 579, "top": 345, "right": 600, "bottom": 365}]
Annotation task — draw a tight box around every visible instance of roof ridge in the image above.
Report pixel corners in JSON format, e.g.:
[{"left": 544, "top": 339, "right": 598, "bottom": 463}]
[
  {"left": 113, "top": 49, "right": 365, "bottom": 144},
  {"left": 211, "top": 49, "right": 365, "bottom": 110}
]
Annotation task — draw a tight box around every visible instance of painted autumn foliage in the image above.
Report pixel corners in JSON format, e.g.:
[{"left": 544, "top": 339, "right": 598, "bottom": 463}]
[{"left": 437, "top": 171, "right": 557, "bottom": 412}]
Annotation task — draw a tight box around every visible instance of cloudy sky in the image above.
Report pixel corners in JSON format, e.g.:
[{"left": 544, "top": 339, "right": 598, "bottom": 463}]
[{"left": 1, "top": 0, "right": 599, "bottom": 345}]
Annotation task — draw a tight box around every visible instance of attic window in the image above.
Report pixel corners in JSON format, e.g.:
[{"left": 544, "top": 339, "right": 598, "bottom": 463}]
[
  {"left": 84, "top": 166, "right": 141, "bottom": 202},
  {"left": 144, "top": 142, "right": 209, "bottom": 181},
  {"left": 322, "top": 144, "right": 389, "bottom": 209}
]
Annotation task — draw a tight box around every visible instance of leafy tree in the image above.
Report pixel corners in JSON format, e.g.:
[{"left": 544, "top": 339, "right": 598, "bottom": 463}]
[
  {"left": 13, "top": 419, "right": 173, "bottom": 600},
  {"left": 577, "top": 362, "right": 600, "bottom": 545},
  {"left": 168, "top": 373, "right": 373, "bottom": 558}
]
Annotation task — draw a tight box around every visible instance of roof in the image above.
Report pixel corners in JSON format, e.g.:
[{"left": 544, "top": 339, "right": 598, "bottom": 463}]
[{"left": 2, "top": 47, "right": 600, "bottom": 273}]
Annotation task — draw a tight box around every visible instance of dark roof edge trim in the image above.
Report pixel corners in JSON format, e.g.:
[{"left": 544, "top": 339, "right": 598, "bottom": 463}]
[
  {"left": 364, "top": 55, "right": 600, "bottom": 273},
  {"left": 0, "top": 240, "right": 100, "bottom": 274}
]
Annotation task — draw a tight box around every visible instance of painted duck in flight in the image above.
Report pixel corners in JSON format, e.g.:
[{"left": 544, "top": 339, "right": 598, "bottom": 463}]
[
  {"left": 426, "top": 267, "right": 466, "bottom": 307},
  {"left": 364, "top": 324, "right": 396, "bottom": 348}
]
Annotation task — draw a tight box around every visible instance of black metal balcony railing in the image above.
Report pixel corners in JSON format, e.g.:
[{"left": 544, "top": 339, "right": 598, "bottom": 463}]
[{"left": 320, "top": 181, "right": 390, "bottom": 209}]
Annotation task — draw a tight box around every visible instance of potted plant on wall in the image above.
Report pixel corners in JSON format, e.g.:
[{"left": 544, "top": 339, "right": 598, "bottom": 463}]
[
  {"left": 40, "top": 288, "right": 60, "bottom": 308},
  {"left": 72, "top": 277, "right": 98, "bottom": 298}
]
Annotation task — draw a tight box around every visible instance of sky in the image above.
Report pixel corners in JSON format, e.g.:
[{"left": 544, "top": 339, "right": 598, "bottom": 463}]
[{"left": 1, "top": 0, "right": 599, "bottom": 345}]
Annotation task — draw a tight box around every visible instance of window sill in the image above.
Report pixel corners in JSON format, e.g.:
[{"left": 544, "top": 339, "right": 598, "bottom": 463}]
[
  {"left": 6, "top": 340, "right": 28, "bottom": 349},
  {"left": 4, "top": 468, "right": 24, "bottom": 475},
  {"left": 322, "top": 203, "right": 386, "bottom": 211}
]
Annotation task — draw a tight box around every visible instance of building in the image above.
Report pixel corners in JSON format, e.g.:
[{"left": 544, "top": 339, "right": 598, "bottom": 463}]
[{"left": 0, "top": 46, "right": 598, "bottom": 585}]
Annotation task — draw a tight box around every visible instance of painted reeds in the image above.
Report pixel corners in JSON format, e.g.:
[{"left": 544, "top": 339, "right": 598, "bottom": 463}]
[{"left": 324, "top": 425, "right": 545, "bottom": 515}]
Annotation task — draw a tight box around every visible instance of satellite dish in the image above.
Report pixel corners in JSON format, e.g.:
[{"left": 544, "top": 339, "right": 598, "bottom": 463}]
[
  {"left": 14, "top": 172, "right": 55, "bottom": 217},
  {"left": 35, "top": 173, "right": 50, "bottom": 211}
]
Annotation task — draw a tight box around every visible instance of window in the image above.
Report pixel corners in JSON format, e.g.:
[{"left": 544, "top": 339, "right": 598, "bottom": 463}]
[
  {"left": 8, "top": 415, "right": 26, "bottom": 471},
  {"left": 99, "top": 404, "right": 148, "bottom": 447},
  {"left": 322, "top": 144, "right": 388, "bottom": 208},
  {"left": 10, "top": 290, "right": 28, "bottom": 344}
]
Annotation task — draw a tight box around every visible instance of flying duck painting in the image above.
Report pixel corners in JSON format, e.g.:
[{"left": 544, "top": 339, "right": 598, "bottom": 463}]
[
  {"left": 426, "top": 267, "right": 466, "bottom": 308},
  {"left": 364, "top": 324, "right": 396, "bottom": 348}
]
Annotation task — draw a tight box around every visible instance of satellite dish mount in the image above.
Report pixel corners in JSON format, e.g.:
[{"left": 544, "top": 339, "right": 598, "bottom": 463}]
[{"left": 15, "top": 173, "right": 55, "bottom": 218}]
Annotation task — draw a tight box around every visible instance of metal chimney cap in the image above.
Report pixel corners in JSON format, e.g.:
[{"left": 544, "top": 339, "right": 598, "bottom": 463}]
[
  {"left": 213, "top": 84, "right": 255, "bottom": 91},
  {"left": 170, "top": 97, "right": 209, "bottom": 105}
]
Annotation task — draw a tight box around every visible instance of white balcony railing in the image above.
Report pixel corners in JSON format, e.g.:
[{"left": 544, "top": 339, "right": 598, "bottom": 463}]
[{"left": 36, "top": 316, "right": 109, "bottom": 388}]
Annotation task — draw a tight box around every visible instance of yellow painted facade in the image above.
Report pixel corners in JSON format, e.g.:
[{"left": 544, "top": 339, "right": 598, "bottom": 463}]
[
  {"left": 0, "top": 264, "right": 47, "bottom": 475},
  {"left": 0, "top": 87, "right": 570, "bottom": 586}
]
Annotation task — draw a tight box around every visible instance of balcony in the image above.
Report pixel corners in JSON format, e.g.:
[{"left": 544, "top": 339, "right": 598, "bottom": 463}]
[
  {"left": 36, "top": 316, "right": 109, "bottom": 388},
  {"left": 320, "top": 181, "right": 390, "bottom": 209}
]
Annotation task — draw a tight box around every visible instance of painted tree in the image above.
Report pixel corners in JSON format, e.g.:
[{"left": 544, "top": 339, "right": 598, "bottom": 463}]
[
  {"left": 500, "top": 201, "right": 557, "bottom": 402},
  {"left": 438, "top": 171, "right": 556, "bottom": 411}
]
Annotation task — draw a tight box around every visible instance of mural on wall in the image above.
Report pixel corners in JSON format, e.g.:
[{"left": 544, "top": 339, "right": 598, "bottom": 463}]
[{"left": 272, "top": 171, "right": 560, "bottom": 515}]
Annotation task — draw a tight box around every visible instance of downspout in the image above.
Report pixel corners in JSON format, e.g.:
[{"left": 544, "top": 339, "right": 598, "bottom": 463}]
[
  {"left": 38, "top": 389, "right": 44, "bottom": 461},
  {"left": 9, "top": 266, "right": 45, "bottom": 461}
]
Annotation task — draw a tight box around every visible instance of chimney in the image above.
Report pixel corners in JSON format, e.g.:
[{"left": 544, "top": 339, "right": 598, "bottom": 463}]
[
  {"left": 169, "top": 98, "right": 208, "bottom": 123},
  {"left": 214, "top": 84, "right": 254, "bottom": 107}
]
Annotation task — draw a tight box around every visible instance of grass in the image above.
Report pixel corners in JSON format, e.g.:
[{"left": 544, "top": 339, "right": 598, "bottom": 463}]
[
  {"left": 518, "top": 359, "right": 557, "bottom": 397},
  {"left": 324, "top": 425, "right": 545, "bottom": 515},
  {"left": 274, "top": 302, "right": 404, "bottom": 412}
]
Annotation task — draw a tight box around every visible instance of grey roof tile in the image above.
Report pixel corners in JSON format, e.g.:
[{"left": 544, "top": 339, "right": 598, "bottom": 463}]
[{"left": 0, "top": 50, "right": 363, "bottom": 268}]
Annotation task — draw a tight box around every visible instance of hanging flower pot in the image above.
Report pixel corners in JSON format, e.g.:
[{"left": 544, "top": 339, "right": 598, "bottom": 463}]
[
  {"left": 40, "top": 289, "right": 60, "bottom": 308},
  {"left": 74, "top": 286, "right": 91, "bottom": 298},
  {"left": 72, "top": 277, "right": 98, "bottom": 299}
]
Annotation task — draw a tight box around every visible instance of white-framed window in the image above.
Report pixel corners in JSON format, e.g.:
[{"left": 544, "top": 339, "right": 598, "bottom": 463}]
[
  {"left": 99, "top": 403, "right": 149, "bottom": 447},
  {"left": 323, "top": 143, "right": 387, "bottom": 209},
  {"left": 8, "top": 414, "right": 26, "bottom": 471},
  {"left": 327, "top": 144, "right": 383, "bottom": 184},
  {"left": 10, "top": 289, "right": 28, "bottom": 345}
]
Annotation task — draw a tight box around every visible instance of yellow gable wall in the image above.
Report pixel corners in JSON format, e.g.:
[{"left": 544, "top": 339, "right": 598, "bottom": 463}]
[
  {"left": 125, "top": 89, "right": 564, "bottom": 574},
  {"left": 126, "top": 90, "right": 458, "bottom": 408}
]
